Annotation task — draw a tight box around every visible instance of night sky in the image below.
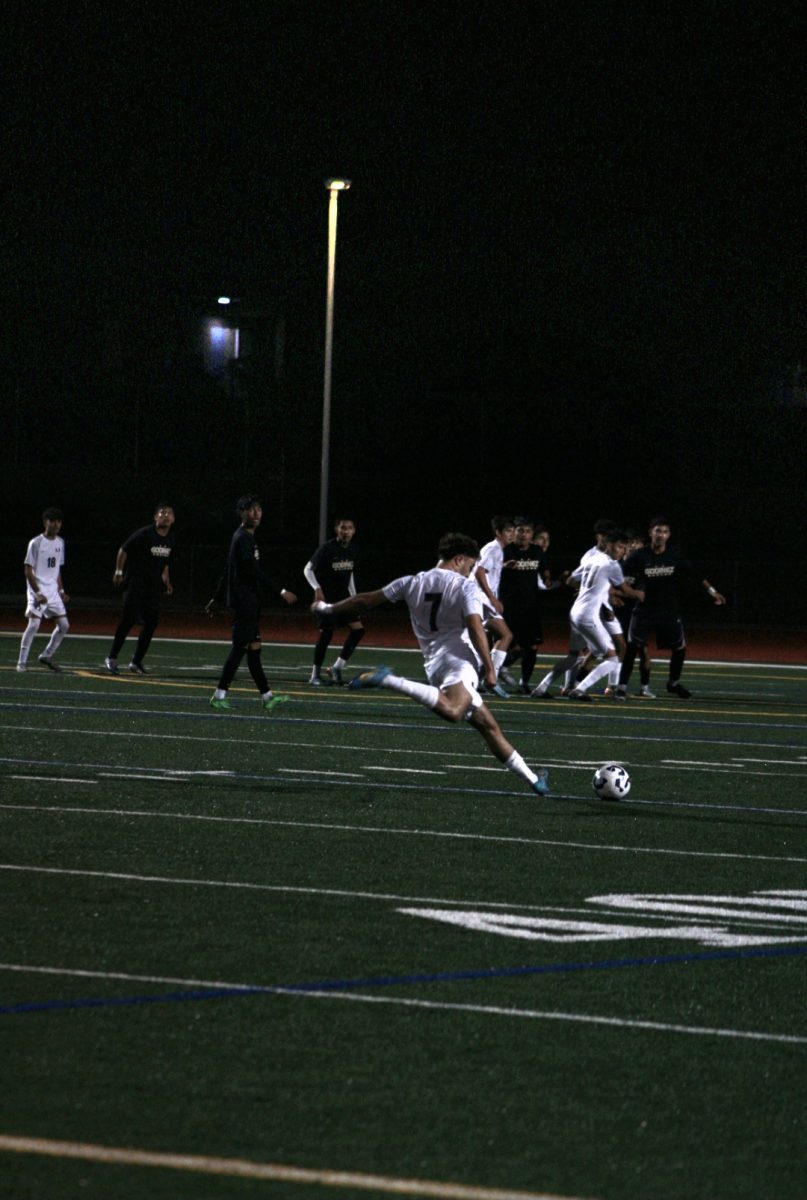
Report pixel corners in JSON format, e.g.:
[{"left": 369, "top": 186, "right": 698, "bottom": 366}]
[{"left": 4, "top": 3, "right": 804, "bottom": 570}]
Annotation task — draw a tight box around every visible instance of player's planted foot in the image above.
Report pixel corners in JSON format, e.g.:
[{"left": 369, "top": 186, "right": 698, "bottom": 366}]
[
  {"left": 104, "top": 657, "right": 119, "bottom": 675},
  {"left": 209, "top": 696, "right": 232, "bottom": 711},
  {"left": 348, "top": 665, "right": 393, "bottom": 690},
  {"left": 666, "top": 682, "right": 691, "bottom": 698},
  {"left": 38, "top": 655, "right": 62, "bottom": 672},
  {"left": 16, "top": 664, "right": 26, "bottom": 672},
  {"left": 568, "top": 688, "right": 592, "bottom": 702},
  {"left": 129, "top": 661, "right": 148, "bottom": 675},
  {"left": 531, "top": 770, "right": 551, "bottom": 796},
  {"left": 638, "top": 685, "right": 656, "bottom": 698},
  {"left": 262, "top": 694, "right": 290, "bottom": 712},
  {"left": 327, "top": 664, "right": 344, "bottom": 685}
]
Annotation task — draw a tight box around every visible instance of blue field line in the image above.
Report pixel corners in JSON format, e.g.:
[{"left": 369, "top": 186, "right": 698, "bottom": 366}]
[{"left": 3, "top": 942, "right": 807, "bottom": 1019}]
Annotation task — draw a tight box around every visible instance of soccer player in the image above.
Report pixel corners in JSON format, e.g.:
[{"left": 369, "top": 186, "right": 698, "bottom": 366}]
[
  {"left": 17, "top": 507, "right": 70, "bottom": 672},
  {"left": 474, "top": 516, "right": 515, "bottom": 693},
  {"left": 533, "top": 530, "right": 644, "bottom": 700},
  {"left": 205, "top": 495, "right": 297, "bottom": 711},
  {"left": 304, "top": 517, "right": 363, "bottom": 685},
  {"left": 311, "top": 532, "right": 550, "bottom": 796},
  {"left": 617, "top": 517, "right": 726, "bottom": 699},
  {"left": 499, "top": 517, "right": 547, "bottom": 693},
  {"left": 105, "top": 503, "right": 176, "bottom": 675}
]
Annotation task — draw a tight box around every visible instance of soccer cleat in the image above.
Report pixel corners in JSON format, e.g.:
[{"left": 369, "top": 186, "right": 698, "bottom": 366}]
[
  {"left": 309, "top": 673, "right": 326, "bottom": 686},
  {"left": 491, "top": 681, "right": 510, "bottom": 698},
  {"left": 326, "top": 664, "right": 344, "bottom": 686},
  {"left": 517, "top": 682, "right": 532, "bottom": 695},
  {"left": 568, "top": 688, "right": 592, "bottom": 702},
  {"left": 348, "top": 665, "right": 393, "bottom": 690},
  {"left": 38, "top": 655, "right": 62, "bottom": 672},
  {"left": 531, "top": 770, "right": 551, "bottom": 797},
  {"left": 129, "top": 661, "right": 148, "bottom": 675},
  {"left": 667, "top": 682, "right": 692, "bottom": 699},
  {"left": 209, "top": 696, "right": 232, "bottom": 711},
  {"left": 638, "top": 685, "right": 656, "bottom": 699},
  {"left": 261, "top": 694, "right": 290, "bottom": 712},
  {"left": 104, "top": 657, "right": 119, "bottom": 675},
  {"left": 498, "top": 668, "right": 517, "bottom": 688},
  {"left": 16, "top": 664, "right": 27, "bottom": 672}
]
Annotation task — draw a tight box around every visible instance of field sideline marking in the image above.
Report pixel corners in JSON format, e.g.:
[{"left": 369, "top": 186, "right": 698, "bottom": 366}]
[
  {"left": 0, "top": 1134, "right": 584, "bottom": 1200},
  {"left": 2, "top": 801, "right": 806, "bottom": 866}
]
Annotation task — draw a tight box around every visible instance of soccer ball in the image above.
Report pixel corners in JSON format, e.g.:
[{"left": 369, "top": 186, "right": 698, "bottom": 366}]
[{"left": 592, "top": 762, "right": 631, "bottom": 800}]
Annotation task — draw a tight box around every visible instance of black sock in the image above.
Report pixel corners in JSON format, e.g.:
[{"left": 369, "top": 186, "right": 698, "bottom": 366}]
[
  {"left": 340, "top": 628, "right": 364, "bottom": 660},
  {"left": 247, "top": 647, "right": 269, "bottom": 694},
  {"left": 620, "top": 643, "right": 638, "bottom": 687},
  {"left": 218, "top": 645, "right": 244, "bottom": 691},
  {"left": 669, "top": 647, "right": 686, "bottom": 684},
  {"left": 313, "top": 629, "right": 333, "bottom": 669}
]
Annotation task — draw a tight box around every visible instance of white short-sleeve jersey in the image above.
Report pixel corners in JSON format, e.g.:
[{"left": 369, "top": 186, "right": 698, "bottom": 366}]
[
  {"left": 24, "top": 534, "right": 67, "bottom": 616},
  {"left": 383, "top": 567, "right": 483, "bottom": 672},
  {"left": 475, "top": 538, "right": 504, "bottom": 597},
  {"left": 570, "top": 549, "right": 624, "bottom": 620}
]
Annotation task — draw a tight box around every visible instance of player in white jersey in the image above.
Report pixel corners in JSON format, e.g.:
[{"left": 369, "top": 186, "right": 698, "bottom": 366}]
[
  {"left": 312, "top": 532, "right": 550, "bottom": 796},
  {"left": 531, "top": 530, "right": 643, "bottom": 700},
  {"left": 474, "top": 515, "right": 514, "bottom": 695},
  {"left": 17, "top": 507, "right": 70, "bottom": 672}
]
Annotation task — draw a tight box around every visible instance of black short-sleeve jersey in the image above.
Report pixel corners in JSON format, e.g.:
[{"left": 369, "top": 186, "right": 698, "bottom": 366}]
[
  {"left": 215, "top": 527, "right": 284, "bottom": 610},
  {"left": 309, "top": 539, "right": 358, "bottom": 602},
  {"left": 122, "top": 525, "right": 175, "bottom": 596},
  {"left": 499, "top": 544, "right": 547, "bottom": 608},
  {"left": 626, "top": 545, "right": 700, "bottom": 617}
]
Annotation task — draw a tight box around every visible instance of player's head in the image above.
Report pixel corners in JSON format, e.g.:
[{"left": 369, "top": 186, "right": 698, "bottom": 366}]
[
  {"left": 593, "top": 517, "right": 616, "bottom": 548},
  {"left": 438, "top": 532, "right": 479, "bottom": 576},
  {"left": 153, "top": 503, "right": 175, "bottom": 532},
  {"left": 333, "top": 518, "right": 356, "bottom": 544},
  {"left": 42, "top": 506, "right": 63, "bottom": 524},
  {"left": 533, "top": 524, "right": 550, "bottom": 550},
  {"left": 491, "top": 515, "right": 515, "bottom": 539},
  {"left": 513, "top": 517, "right": 535, "bottom": 546},
  {"left": 648, "top": 518, "right": 671, "bottom": 550},
  {"left": 237, "top": 494, "right": 263, "bottom": 527},
  {"left": 603, "top": 529, "right": 629, "bottom": 559}
]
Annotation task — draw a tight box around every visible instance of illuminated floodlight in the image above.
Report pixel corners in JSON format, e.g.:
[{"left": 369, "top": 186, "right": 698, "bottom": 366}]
[
  {"left": 324, "top": 178, "right": 351, "bottom": 191},
  {"left": 217, "top": 296, "right": 231, "bottom": 305}
]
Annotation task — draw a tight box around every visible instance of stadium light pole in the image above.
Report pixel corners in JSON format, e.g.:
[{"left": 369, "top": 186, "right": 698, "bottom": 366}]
[{"left": 319, "top": 178, "right": 351, "bottom": 544}]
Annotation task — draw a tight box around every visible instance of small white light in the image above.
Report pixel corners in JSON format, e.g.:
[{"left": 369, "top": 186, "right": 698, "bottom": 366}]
[
  {"left": 217, "top": 296, "right": 231, "bottom": 305},
  {"left": 324, "top": 178, "right": 351, "bottom": 191}
]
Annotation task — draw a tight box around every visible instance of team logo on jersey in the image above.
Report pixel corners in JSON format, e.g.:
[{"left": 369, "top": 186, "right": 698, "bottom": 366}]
[
  {"left": 398, "top": 891, "right": 807, "bottom": 948},
  {"left": 150, "top": 546, "right": 172, "bottom": 558}
]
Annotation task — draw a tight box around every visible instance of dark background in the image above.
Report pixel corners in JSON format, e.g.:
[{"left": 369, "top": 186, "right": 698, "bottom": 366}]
[{"left": 3, "top": 2, "right": 804, "bottom": 610}]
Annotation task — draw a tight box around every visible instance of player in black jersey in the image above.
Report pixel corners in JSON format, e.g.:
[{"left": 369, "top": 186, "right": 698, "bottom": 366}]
[
  {"left": 304, "top": 518, "right": 364, "bottom": 685},
  {"left": 499, "top": 518, "right": 548, "bottom": 693},
  {"left": 105, "top": 503, "right": 176, "bottom": 675},
  {"left": 205, "top": 495, "right": 297, "bottom": 711},
  {"left": 617, "top": 518, "right": 725, "bottom": 699}
]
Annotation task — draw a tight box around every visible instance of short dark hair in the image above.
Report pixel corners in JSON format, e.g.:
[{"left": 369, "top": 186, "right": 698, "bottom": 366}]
[
  {"left": 648, "top": 515, "right": 670, "bottom": 530},
  {"left": 438, "top": 532, "right": 479, "bottom": 561},
  {"left": 593, "top": 517, "right": 616, "bottom": 535},
  {"left": 333, "top": 516, "right": 355, "bottom": 526},
  {"left": 491, "top": 515, "right": 514, "bottom": 533},
  {"left": 605, "top": 529, "right": 628, "bottom": 544},
  {"left": 513, "top": 515, "right": 535, "bottom": 529},
  {"left": 237, "top": 494, "right": 261, "bottom": 513},
  {"left": 42, "top": 507, "right": 63, "bottom": 522},
  {"left": 154, "top": 501, "right": 174, "bottom": 515}
]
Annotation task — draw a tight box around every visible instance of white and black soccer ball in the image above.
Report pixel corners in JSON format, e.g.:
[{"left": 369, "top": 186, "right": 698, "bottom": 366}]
[{"left": 592, "top": 762, "right": 631, "bottom": 800}]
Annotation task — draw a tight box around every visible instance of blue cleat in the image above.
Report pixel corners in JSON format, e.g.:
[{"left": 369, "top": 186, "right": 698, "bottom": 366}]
[
  {"left": 530, "top": 770, "right": 551, "bottom": 797},
  {"left": 348, "top": 665, "right": 393, "bottom": 690},
  {"left": 491, "top": 681, "right": 510, "bottom": 698}
]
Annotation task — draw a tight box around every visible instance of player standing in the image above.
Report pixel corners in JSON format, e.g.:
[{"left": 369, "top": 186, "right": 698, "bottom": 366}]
[
  {"left": 105, "top": 503, "right": 176, "bottom": 675},
  {"left": 304, "top": 517, "right": 364, "bottom": 685},
  {"left": 499, "top": 517, "right": 547, "bottom": 693},
  {"left": 17, "top": 507, "right": 70, "bottom": 672}
]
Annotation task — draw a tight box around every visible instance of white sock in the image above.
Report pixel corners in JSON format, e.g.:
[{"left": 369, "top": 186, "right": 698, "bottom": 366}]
[
  {"left": 19, "top": 618, "right": 41, "bottom": 665},
  {"left": 214, "top": 688, "right": 228, "bottom": 700},
  {"left": 43, "top": 618, "right": 69, "bottom": 658},
  {"left": 492, "top": 648, "right": 506, "bottom": 674},
  {"left": 575, "top": 658, "right": 616, "bottom": 694},
  {"left": 381, "top": 673, "right": 440, "bottom": 709},
  {"left": 261, "top": 690, "right": 274, "bottom": 701},
  {"left": 505, "top": 750, "right": 537, "bottom": 785},
  {"left": 333, "top": 657, "right": 347, "bottom": 670}
]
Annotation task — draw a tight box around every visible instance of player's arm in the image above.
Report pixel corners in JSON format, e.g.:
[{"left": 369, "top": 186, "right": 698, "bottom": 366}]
[
  {"left": 465, "top": 612, "right": 497, "bottom": 687},
  {"left": 24, "top": 563, "right": 46, "bottom": 603},
  {"left": 303, "top": 560, "right": 324, "bottom": 604},
  {"left": 162, "top": 564, "right": 173, "bottom": 595},
  {"left": 57, "top": 571, "right": 70, "bottom": 604},
  {"left": 312, "top": 588, "right": 386, "bottom": 617},
  {"left": 113, "top": 548, "right": 127, "bottom": 588},
  {"left": 475, "top": 565, "right": 503, "bottom": 614},
  {"left": 615, "top": 579, "right": 644, "bottom": 603},
  {"left": 702, "top": 578, "right": 726, "bottom": 606}
]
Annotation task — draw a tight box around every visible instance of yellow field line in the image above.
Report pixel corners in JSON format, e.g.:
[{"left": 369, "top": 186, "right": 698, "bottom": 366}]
[{"left": 0, "top": 1134, "right": 593, "bottom": 1200}]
